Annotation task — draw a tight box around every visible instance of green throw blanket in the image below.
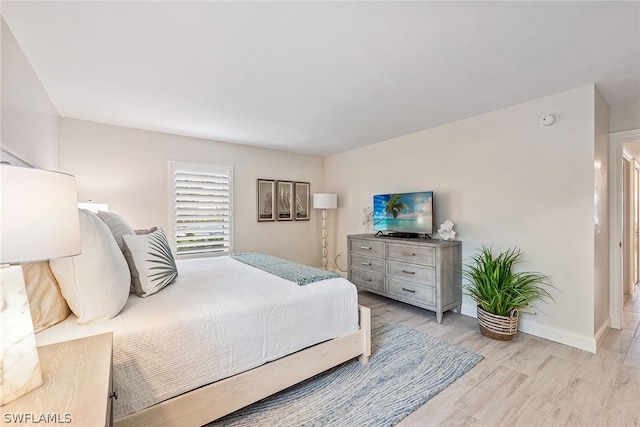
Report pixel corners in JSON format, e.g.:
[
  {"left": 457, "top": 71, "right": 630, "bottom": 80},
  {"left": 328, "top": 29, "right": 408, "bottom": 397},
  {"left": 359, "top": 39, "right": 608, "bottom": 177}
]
[{"left": 230, "top": 253, "right": 339, "bottom": 285}]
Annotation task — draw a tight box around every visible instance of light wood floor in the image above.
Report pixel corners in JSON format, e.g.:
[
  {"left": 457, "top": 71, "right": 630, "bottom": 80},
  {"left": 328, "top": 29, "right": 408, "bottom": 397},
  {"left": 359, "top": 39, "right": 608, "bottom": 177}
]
[{"left": 357, "top": 288, "right": 640, "bottom": 427}]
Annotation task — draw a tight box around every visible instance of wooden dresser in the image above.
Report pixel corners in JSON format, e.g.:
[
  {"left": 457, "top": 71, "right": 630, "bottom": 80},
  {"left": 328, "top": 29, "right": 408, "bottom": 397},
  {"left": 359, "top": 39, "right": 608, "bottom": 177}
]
[{"left": 348, "top": 234, "right": 461, "bottom": 323}]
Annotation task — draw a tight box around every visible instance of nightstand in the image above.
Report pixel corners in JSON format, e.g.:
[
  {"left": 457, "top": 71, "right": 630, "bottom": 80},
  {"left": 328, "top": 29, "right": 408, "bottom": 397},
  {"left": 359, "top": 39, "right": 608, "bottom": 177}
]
[{"left": 2, "top": 333, "right": 114, "bottom": 426}]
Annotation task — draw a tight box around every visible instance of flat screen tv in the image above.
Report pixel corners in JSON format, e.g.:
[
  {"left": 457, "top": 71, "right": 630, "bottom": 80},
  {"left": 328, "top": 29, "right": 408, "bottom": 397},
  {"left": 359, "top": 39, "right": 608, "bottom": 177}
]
[{"left": 373, "top": 191, "right": 434, "bottom": 236}]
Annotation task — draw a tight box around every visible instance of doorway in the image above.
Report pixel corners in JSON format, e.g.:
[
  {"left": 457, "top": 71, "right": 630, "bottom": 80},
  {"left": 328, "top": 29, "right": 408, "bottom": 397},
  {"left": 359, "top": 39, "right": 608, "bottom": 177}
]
[
  {"left": 634, "top": 164, "right": 639, "bottom": 291},
  {"left": 610, "top": 129, "right": 640, "bottom": 329},
  {"left": 622, "top": 154, "right": 638, "bottom": 298}
]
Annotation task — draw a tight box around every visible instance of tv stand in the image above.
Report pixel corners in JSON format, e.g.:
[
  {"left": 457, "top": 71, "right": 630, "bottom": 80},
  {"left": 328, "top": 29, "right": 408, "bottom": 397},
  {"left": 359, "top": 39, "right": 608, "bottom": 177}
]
[{"left": 348, "top": 234, "right": 461, "bottom": 323}]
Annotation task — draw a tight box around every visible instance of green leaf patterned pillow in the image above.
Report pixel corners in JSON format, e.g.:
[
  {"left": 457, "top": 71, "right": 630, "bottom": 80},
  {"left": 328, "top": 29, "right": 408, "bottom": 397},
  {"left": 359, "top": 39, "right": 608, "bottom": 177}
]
[{"left": 122, "top": 228, "right": 178, "bottom": 297}]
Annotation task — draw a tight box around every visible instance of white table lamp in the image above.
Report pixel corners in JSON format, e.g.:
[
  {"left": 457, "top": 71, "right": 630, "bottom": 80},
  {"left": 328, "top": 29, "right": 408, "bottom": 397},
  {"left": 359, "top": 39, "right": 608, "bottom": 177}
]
[
  {"left": 1, "top": 165, "right": 81, "bottom": 405},
  {"left": 313, "top": 193, "right": 337, "bottom": 270}
]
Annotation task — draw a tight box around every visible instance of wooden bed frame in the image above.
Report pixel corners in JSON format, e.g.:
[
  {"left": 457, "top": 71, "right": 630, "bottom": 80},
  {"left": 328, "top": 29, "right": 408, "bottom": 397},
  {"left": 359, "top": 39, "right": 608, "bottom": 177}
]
[{"left": 114, "top": 305, "right": 371, "bottom": 427}]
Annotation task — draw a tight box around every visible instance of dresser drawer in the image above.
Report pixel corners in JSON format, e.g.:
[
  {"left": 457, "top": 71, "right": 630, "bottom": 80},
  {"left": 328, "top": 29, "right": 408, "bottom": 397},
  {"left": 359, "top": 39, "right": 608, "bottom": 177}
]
[
  {"left": 387, "top": 243, "right": 435, "bottom": 265},
  {"left": 349, "top": 238, "right": 385, "bottom": 258},
  {"left": 387, "top": 278, "right": 436, "bottom": 306},
  {"left": 349, "top": 270, "right": 385, "bottom": 291},
  {"left": 349, "top": 254, "right": 385, "bottom": 275},
  {"left": 387, "top": 260, "right": 435, "bottom": 284}
]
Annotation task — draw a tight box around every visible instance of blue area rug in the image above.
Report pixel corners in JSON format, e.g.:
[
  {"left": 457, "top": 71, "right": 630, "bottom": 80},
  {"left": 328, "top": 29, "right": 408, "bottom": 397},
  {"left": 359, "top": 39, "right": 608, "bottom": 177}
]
[{"left": 211, "top": 317, "right": 483, "bottom": 426}]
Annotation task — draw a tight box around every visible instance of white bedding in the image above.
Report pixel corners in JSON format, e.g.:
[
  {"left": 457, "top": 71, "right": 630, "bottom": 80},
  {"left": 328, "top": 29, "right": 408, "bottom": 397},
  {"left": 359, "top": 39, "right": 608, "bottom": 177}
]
[{"left": 36, "top": 256, "right": 359, "bottom": 419}]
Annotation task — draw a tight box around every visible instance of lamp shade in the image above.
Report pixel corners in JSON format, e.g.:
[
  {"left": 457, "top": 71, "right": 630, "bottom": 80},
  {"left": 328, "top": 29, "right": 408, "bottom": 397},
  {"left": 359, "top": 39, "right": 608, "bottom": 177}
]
[
  {"left": 1, "top": 165, "right": 81, "bottom": 264},
  {"left": 313, "top": 193, "right": 337, "bottom": 210}
]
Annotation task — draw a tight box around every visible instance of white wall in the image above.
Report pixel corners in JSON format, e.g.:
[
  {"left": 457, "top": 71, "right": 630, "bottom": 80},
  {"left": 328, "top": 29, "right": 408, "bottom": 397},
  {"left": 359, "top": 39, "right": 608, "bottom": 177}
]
[
  {"left": 594, "top": 88, "right": 610, "bottom": 338},
  {"left": 610, "top": 101, "right": 640, "bottom": 133},
  {"left": 59, "top": 118, "right": 326, "bottom": 266},
  {"left": 326, "top": 85, "right": 599, "bottom": 351},
  {"left": 0, "top": 17, "right": 59, "bottom": 170}
]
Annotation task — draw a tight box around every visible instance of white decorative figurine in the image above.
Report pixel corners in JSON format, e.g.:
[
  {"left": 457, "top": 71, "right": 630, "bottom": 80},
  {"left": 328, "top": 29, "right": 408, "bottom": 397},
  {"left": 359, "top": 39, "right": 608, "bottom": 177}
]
[
  {"left": 438, "top": 220, "right": 456, "bottom": 241},
  {"left": 362, "top": 206, "right": 373, "bottom": 233}
]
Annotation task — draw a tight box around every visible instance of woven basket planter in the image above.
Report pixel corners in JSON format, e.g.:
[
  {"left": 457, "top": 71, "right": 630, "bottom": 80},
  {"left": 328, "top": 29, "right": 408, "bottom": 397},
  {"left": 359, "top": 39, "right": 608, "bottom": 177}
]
[{"left": 476, "top": 306, "right": 519, "bottom": 341}]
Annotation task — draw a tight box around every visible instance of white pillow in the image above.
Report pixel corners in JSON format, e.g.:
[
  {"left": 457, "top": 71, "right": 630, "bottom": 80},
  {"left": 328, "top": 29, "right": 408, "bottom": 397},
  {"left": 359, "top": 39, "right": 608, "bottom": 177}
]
[
  {"left": 50, "top": 209, "right": 130, "bottom": 324},
  {"left": 97, "top": 210, "right": 136, "bottom": 252},
  {"left": 123, "top": 228, "right": 178, "bottom": 297}
]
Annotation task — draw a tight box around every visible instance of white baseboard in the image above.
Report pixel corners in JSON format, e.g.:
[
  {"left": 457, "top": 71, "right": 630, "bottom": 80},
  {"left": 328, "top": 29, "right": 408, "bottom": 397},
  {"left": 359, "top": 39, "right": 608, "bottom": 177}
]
[
  {"left": 460, "top": 301, "right": 597, "bottom": 353},
  {"left": 460, "top": 301, "right": 477, "bottom": 318},
  {"left": 594, "top": 316, "right": 611, "bottom": 351}
]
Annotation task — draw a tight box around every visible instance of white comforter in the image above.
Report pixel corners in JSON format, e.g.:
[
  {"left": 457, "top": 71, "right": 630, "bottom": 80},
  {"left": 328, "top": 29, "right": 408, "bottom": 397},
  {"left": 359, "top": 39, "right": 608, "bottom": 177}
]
[{"left": 36, "top": 256, "right": 359, "bottom": 419}]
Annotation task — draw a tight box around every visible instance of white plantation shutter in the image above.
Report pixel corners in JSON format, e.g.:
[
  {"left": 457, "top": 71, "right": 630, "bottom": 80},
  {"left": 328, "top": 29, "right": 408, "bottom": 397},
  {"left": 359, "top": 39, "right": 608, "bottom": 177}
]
[{"left": 170, "top": 162, "right": 233, "bottom": 258}]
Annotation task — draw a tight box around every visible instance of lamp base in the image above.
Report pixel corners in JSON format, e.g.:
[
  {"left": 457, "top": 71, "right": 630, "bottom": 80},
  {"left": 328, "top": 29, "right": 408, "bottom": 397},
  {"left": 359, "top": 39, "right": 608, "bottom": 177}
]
[
  {"left": 321, "top": 209, "right": 328, "bottom": 270},
  {"left": 1, "top": 265, "right": 44, "bottom": 406}
]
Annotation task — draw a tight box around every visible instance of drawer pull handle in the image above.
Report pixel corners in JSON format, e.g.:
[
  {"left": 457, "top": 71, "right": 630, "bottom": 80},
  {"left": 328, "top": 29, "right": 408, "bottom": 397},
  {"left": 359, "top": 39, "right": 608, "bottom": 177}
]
[
  {"left": 360, "top": 261, "right": 371, "bottom": 266},
  {"left": 360, "top": 246, "right": 371, "bottom": 250},
  {"left": 402, "top": 270, "right": 416, "bottom": 275},
  {"left": 361, "top": 277, "right": 372, "bottom": 282},
  {"left": 402, "top": 288, "right": 416, "bottom": 293},
  {"left": 403, "top": 252, "right": 416, "bottom": 256}
]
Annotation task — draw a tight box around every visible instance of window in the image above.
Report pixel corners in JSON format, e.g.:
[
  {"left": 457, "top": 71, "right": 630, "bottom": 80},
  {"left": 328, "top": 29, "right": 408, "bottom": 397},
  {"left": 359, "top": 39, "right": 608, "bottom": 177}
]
[{"left": 169, "top": 161, "right": 233, "bottom": 258}]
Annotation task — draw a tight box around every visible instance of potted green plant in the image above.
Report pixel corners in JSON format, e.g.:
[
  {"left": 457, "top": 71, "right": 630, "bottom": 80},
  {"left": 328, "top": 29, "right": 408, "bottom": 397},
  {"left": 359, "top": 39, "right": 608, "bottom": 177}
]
[{"left": 463, "top": 245, "right": 554, "bottom": 341}]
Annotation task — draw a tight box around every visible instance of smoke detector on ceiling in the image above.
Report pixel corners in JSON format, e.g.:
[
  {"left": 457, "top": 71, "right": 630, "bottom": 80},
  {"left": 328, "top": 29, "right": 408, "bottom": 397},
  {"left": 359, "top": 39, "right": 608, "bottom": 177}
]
[{"left": 540, "top": 113, "right": 558, "bottom": 127}]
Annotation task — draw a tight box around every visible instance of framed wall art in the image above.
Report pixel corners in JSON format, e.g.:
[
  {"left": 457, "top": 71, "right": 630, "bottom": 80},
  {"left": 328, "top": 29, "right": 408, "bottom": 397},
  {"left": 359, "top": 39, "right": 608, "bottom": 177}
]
[
  {"left": 276, "top": 180, "right": 294, "bottom": 221},
  {"left": 257, "top": 179, "right": 275, "bottom": 222},
  {"left": 294, "top": 182, "right": 310, "bottom": 221}
]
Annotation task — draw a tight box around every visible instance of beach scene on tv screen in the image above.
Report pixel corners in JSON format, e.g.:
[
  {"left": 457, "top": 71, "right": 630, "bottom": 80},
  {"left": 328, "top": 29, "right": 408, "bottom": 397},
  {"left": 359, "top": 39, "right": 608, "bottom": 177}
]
[{"left": 373, "top": 192, "right": 433, "bottom": 233}]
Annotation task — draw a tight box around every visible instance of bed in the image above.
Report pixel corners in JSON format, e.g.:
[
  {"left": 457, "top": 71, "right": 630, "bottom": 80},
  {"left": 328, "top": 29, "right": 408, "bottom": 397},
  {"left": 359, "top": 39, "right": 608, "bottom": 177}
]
[{"left": 35, "top": 252, "right": 371, "bottom": 426}]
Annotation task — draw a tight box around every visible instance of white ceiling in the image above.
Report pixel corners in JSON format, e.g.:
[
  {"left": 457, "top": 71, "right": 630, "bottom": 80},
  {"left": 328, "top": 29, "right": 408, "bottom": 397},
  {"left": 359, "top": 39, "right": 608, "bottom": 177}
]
[{"left": 2, "top": 1, "right": 639, "bottom": 156}]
